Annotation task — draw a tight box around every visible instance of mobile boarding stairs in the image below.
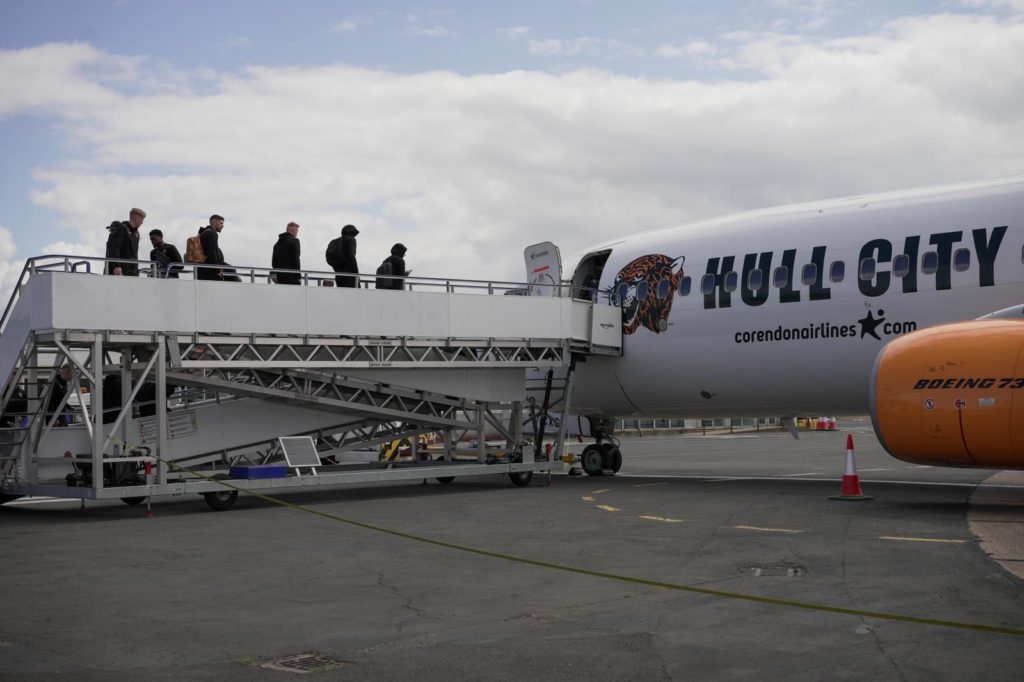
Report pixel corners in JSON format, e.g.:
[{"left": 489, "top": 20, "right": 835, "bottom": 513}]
[{"left": 0, "top": 256, "right": 621, "bottom": 510}]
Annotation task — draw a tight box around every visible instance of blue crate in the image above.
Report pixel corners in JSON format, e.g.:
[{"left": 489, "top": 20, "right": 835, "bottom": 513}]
[{"left": 229, "top": 465, "right": 288, "bottom": 480}]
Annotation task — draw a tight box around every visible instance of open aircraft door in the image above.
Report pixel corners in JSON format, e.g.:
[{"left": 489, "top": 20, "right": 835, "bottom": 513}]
[{"left": 524, "top": 242, "right": 561, "bottom": 296}]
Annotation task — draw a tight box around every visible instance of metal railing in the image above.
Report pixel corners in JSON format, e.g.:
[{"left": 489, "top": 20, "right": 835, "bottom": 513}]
[{"left": 1, "top": 255, "right": 607, "bottom": 335}]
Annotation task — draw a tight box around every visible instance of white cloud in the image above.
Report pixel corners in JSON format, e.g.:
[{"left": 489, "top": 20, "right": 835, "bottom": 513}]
[
  {"left": 497, "top": 26, "right": 531, "bottom": 39},
  {"left": 528, "top": 38, "right": 581, "bottom": 56},
  {"left": 3, "top": 12, "right": 1024, "bottom": 285},
  {"left": 0, "top": 227, "right": 23, "bottom": 306},
  {"left": 333, "top": 19, "right": 359, "bottom": 33},
  {"left": 960, "top": 0, "right": 1024, "bottom": 11},
  {"left": 403, "top": 13, "right": 454, "bottom": 37},
  {"left": 656, "top": 40, "right": 716, "bottom": 59}
]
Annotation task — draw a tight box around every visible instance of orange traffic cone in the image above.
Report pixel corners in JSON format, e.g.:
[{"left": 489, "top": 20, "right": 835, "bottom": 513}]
[{"left": 831, "top": 434, "right": 872, "bottom": 501}]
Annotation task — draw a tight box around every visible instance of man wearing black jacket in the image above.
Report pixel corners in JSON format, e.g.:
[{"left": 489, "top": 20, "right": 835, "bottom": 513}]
[
  {"left": 326, "top": 224, "right": 359, "bottom": 288},
  {"left": 149, "top": 229, "right": 183, "bottom": 278},
  {"left": 105, "top": 207, "right": 146, "bottom": 275},
  {"left": 197, "top": 215, "right": 228, "bottom": 281},
  {"left": 382, "top": 243, "right": 409, "bottom": 290},
  {"left": 272, "top": 222, "right": 302, "bottom": 284}
]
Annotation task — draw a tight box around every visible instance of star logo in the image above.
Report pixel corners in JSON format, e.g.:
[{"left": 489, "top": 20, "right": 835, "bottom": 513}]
[{"left": 858, "top": 309, "right": 885, "bottom": 340}]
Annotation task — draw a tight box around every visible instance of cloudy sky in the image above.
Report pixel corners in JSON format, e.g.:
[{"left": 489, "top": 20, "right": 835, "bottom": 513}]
[{"left": 1, "top": 0, "right": 1023, "bottom": 295}]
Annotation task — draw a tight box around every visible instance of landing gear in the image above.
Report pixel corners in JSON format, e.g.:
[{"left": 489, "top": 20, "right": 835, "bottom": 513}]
[
  {"left": 580, "top": 443, "right": 623, "bottom": 476},
  {"left": 581, "top": 444, "right": 605, "bottom": 476},
  {"left": 204, "top": 489, "right": 238, "bottom": 511}
]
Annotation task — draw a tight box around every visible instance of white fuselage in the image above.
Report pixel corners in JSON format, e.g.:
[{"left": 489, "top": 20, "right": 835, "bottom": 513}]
[{"left": 570, "top": 177, "right": 1024, "bottom": 418}]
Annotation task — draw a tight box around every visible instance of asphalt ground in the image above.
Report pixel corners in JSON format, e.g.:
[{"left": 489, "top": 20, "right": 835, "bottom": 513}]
[{"left": 2, "top": 420, "right": 1023, "bottom": 681}]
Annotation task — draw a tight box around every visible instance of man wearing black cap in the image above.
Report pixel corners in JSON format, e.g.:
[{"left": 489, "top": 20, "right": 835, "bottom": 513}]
[{"left": 326, "top": 224, "right": 360, "bottom": 288}]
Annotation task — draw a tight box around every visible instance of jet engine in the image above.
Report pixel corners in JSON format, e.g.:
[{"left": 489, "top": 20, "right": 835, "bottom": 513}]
[{"left": 870, "top": 319, "right": 1024, "bottom": 469}]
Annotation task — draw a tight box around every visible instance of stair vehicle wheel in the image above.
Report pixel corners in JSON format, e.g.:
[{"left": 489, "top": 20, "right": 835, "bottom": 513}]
[
  {"left": 436, "top": 476, "right": 456, "bottom": 484},
  {"left": 121, "top": 496, "right": 146, "bottom": 506},
  {"left": 600, "top": 444, "right": 623, "bottom": 474},
  {"left": 509, "top": 471, "right": 533, "bottom": 487},
  {"left": 204, "top": 490, "right": 238, "bottom": 511},
  {"left": 580, "top": 444, "right": 605, "bottom": 476}
]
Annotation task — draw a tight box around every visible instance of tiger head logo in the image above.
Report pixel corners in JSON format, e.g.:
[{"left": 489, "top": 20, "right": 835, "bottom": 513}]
[{"left": 612, "top": 254, "right": 685, "bottom": 335}]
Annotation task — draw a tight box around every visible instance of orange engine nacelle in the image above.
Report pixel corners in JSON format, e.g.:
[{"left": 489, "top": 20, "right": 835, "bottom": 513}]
[{"left": 871, "top": 319, "right": 1024, "bottom": 469}]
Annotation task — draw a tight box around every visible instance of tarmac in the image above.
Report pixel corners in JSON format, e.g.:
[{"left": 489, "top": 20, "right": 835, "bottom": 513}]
[{"left": 2, "top": 418, "right": 1023, "bottom": 680}]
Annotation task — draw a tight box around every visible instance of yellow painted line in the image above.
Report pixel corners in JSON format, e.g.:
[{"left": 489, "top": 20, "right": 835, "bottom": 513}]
[
  {"left": 734, "top": 525, "right": 804, "bottom": 534},
  {"left": 156, "top": 456, "right": 1024, "bottom": 638},
  {"left": 633, "top": 482, "right": 669, "bottom": 488},
  {"left": 639, "top": 515, "right": 682, "bottom": 523},
  {"left": 581, "top": 496, "right": 595, "bottom": 502},
  {"left": 880, "top": 536, "right": 968, "bottom": 544},
  {"left": 596, "top": 504, "right": 619, "bottom": 512},
  {"left": 590, "top": 488, "right": 611, "bottom": 494}
]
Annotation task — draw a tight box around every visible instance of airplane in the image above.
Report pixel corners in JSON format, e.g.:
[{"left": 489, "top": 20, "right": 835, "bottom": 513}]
[{"left": 546, "top": 175, "right": 1024, "bottom": 475}]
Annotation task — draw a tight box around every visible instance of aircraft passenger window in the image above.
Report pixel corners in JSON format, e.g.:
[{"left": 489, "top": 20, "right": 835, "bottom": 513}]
[
  {"left": 772, "top": 266, "right": 789, "bottom": 288},
  {"left": 921, "top": 251, "right": 939, "bottom": 274},
  {"left": 800, "top": 263, "right": 817, "bottom": 286},
  {"left": 829, "top": 261, "right": 845, "bottom": 283},
  {"left": 858, "top": 258, "right": 876, "bottom": 281},
  {"left": 892, "top": 254, "right": 910, "bottom": 277},
  {"left": 724, "top": 271, "right": 738, "bottom": 292},
  {"left": 747, "top": 269, "right": 764, "bottom": 291},
  {"left": 700, "top": 273, "right": 716, "bottom": 295},
  {"left": 953, "top": 248, "right": 971, "bottom": 272},
  {"left": 677, "top": 276, "right": 691, "bottom": 297},
  {"left": 636, "top": 281, "right": 649, "bottom": 300},
  {"left": 656, "top": 279, "right": 672, "bottom": 299}
]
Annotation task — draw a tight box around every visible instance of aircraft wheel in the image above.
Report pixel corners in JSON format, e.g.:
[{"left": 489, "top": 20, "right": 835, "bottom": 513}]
[
  {"left": 509, "top": 471, "right": 533, "bottom": 487},
  {"left": 436, "top": 476, "right": 455, "bottom": 484},
  {"left": 121, "top": 496, "right": 146, "bottom": 506},
  {"left": 580, "top": 444, "right": 605, "bottom": 476},
  {"left": 602, "top": 444, "right": 623, "bottom": 474},
  {"left": 204, "top": 490, "right": 238, "bottom": 511}
]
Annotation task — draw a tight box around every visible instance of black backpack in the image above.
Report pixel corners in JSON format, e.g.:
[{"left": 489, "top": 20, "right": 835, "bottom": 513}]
[
  {"left": 325, "top": 237, "right": 344, "bottom": 267},
  {"left": 375, "top": 260, "right": 393, "bottom": 289}
]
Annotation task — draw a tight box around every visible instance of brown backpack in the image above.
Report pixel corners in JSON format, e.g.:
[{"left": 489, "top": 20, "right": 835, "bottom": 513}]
[{"left": 184, "top": 233, "right": 206, "bottom": 263}]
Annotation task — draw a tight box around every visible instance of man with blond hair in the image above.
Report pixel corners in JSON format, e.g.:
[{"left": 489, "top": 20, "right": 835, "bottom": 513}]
[
  {"left": 272, "top": 221, "right": 302, "bottom": 284},
  {"left": 105, "top": 207, "right": 146, "bottom": 276}
]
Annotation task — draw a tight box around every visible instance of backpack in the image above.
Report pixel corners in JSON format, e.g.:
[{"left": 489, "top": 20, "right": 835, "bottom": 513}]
[
  {"left": 325, "top": 237, "right": 344, "bottom": 267},
  {"left": 184, "top": 232, "right": 206, "bottom": 263},
  {"left": 375, "top": 260, "right": 393, "bottom": 289}
]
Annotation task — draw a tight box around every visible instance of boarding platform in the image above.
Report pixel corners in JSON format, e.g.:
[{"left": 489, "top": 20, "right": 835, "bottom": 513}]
[{"left": 0, "top": 256, "right": 621, "bottom": 509}]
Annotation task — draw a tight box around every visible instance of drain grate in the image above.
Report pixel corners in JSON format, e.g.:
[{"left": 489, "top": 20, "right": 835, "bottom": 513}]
[
  {"left": 262, "top": 652, "right": 348, "bottom": 674},
  {"left": 748, "top": 564, "right": 806, "bottom": 577}
]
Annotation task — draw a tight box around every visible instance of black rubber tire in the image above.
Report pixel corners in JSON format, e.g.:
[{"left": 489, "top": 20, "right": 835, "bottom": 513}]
[
  {"left": 436, "top": 476, "right": 455, "bottom": 484},
  {"left": 121, "top": 496, "right": 146, "bottom": 506},
  {"left": 580, "top": 444, "right": 605, "bottom": 476},
  {"left": 204, "top": 490, "right": 238, "bottom": 511},
  {"left": 0, "top": 493, "right": 24, "bottom": 505},
  {"left": 509, "top": 471, "right": 533, "bottom": 487},
  {"left": 600, "top": 444, "right": 623, "bottom": 475}
]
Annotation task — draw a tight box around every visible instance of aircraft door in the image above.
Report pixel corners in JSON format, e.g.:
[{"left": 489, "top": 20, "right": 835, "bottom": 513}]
[{"left": 524, "top": 242, "right": 562, "bottom": 296}]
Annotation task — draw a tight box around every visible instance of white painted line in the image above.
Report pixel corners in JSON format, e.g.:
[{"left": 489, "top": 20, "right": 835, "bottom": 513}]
[
  {"left": 612, "top": 473, "right": 1021, "bottom": 490},
  {"left": 734, "top": 525, "right": 804, "bottom": 534},
  {"left": 5, "top": 497, "right": 79, "bottom": 506},
  {"left": 632, "top": 482, "right": 669, "bottom": 488},
  {"left": 639, "top": 515, "right": 682, "bottom": 523},
  {"left": 590, "top": 488, "right": 611, "bottom": 494},
  {"left": 879, "top": 536, "right": 968, "bottom": 544},
  {"left": 780, "top": 472, "right": 822, "bottom": 477},
  {"left": 858, "top": 468, "right": 890, "bottom": 472}
]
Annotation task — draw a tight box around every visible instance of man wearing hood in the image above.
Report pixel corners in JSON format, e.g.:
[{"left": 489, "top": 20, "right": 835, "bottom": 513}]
[
  {"left": 105, "top": 208, "right": 146, "bottom": 276},
  {"left": 381, "top": 243, "right": 409, "bottom": 291},
  {"left": 272, "top": 222, "right": 302, "bottom": 284},
  {"left": 326, "top": 224, "right": 359, "bottom": 288}
]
